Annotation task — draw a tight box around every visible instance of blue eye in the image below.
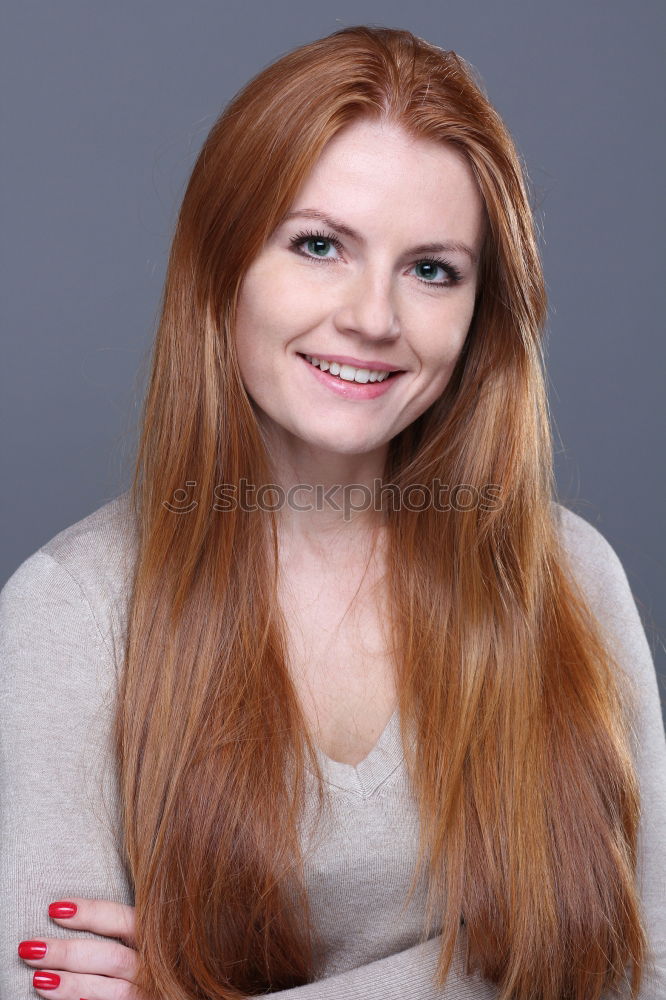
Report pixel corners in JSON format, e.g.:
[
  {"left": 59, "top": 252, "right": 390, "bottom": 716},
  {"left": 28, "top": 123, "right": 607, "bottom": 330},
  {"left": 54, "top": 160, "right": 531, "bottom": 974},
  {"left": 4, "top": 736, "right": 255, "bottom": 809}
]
[
  {"left": 413, "top": 260, "right": 461, "bottom": 284},
  {"left": 289, "top": 229, "right": 343, "bottom": 259},
  {"left": 288, "top": 228, "right": 463, "bottom": 287}
]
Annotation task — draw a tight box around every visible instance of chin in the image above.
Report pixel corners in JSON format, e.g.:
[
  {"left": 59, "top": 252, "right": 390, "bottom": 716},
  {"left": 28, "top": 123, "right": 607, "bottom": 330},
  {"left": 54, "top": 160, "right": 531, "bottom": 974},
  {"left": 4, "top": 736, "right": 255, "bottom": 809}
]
[{"left": 308, "top": 436, "right": 369, "bottom": 455}]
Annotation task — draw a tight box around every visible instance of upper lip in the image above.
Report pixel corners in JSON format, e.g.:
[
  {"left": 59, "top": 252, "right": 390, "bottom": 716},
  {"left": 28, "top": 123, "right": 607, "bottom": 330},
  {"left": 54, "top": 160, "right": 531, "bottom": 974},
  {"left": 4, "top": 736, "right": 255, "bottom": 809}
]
[{"left": 299, "top": 352, "right": 404, "bottom": 373}]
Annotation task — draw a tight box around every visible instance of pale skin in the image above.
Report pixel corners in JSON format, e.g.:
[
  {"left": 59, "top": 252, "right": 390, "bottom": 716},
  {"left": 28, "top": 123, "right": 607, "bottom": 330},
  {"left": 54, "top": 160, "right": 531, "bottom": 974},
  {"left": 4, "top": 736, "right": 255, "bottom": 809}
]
[{"left": 20, "top": 119, "right": 485, "bottom": 996}]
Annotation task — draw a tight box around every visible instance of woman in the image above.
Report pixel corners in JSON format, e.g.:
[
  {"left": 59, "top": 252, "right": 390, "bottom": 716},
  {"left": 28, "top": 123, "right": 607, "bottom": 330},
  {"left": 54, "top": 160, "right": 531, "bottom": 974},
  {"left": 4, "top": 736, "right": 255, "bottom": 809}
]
[{"left": 2, "top": 23, "right": 665, "bottom": 1000}]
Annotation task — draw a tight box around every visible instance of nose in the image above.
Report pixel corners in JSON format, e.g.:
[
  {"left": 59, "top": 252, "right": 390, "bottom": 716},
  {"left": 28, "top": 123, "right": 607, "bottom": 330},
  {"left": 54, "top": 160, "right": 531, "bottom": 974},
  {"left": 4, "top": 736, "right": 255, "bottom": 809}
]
[{"left": 332, "top": 268, "right": 401, "bottom": 342}]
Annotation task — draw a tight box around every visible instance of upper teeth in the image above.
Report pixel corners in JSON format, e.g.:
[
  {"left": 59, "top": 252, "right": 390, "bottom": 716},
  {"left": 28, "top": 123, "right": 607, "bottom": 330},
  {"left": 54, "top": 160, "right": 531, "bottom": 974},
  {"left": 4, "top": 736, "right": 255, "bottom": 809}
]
[{"left": 304, "top": 355, "right": 393, "bottom": 383}]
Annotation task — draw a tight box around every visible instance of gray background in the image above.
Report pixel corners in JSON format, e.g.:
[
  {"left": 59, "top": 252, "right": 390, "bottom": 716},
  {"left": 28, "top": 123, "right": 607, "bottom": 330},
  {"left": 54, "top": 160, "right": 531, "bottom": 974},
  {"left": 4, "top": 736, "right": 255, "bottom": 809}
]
[{"left": 2, "top": 1, "right": 664, "bottom": 704}]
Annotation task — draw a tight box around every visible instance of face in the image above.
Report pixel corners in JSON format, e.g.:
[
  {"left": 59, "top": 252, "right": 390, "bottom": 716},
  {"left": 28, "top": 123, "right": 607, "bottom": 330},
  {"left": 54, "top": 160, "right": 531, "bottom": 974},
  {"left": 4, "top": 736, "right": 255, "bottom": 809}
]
[{"left": 233, "top": 118, "right": 485, "bottom": 464}]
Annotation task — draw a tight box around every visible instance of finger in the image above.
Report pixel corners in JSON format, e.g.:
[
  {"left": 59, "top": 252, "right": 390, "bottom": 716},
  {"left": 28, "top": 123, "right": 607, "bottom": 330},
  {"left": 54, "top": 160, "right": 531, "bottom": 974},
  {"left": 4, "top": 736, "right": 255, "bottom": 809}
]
[
  {"left": 19, "top": 934, "right": 139, "bottom": 982},
  {"left": 48, "top": 896, "right": 137, "bottom": 947},
  {"left": 31, "top": 967, "right": 144, "bottom": 999}
]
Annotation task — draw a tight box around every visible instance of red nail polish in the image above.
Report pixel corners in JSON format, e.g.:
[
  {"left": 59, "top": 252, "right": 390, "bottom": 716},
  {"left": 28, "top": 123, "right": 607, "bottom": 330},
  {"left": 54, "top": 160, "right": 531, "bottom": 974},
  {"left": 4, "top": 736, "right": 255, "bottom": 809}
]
[
  {"left": 18, "top": 940, "right": 47, "bottom": 958},
  {"left": 48, "top": 900, "right": 77, "bottom": 917},
  {"left": 33, "top": 970, "right": 60, "bottom": 989}
]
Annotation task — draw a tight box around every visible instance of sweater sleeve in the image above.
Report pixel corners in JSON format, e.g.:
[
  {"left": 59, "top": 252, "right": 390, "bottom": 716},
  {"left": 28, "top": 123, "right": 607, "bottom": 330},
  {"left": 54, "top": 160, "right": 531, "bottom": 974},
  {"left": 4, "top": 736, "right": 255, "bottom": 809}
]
[
  {"left": 266, "top": 935, "right": 494, "bottom": 999},
  {"left": 555, "top": 508, "right": 666, "bottom": 999},
  {"left": 0, "top": 550, "right": 135, "bottom": 999}
]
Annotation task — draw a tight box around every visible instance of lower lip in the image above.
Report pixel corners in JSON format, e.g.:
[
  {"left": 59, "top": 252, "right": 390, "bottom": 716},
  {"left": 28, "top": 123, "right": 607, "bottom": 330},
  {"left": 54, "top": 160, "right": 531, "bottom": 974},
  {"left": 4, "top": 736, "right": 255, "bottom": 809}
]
[{"left": 298, "top": 354, "right": 405, "bottom": 399}]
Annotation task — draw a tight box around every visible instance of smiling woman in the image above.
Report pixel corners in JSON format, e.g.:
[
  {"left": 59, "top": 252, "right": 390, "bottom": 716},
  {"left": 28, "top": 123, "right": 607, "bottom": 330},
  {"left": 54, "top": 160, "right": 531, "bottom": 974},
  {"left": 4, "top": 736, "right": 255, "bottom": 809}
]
[
  {"left": 1, "top": 21, "right": 665, "bottom": 1000},
  {"left": 234, "top": 125, "right": 484, "bottom": 461}
]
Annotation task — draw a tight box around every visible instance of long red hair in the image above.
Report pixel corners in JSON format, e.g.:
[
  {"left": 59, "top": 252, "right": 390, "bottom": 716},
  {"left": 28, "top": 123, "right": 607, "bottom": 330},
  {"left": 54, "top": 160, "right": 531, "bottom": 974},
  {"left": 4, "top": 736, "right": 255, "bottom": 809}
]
[{"left": 114, "top": 24, "right": 648, "bottom": 999}]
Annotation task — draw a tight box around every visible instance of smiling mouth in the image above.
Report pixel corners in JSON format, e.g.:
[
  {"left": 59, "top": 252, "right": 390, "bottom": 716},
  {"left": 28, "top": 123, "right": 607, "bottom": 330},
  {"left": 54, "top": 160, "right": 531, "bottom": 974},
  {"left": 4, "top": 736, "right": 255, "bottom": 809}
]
[{"left": 296, "top": 353, "right": 403, "bottom": 382}]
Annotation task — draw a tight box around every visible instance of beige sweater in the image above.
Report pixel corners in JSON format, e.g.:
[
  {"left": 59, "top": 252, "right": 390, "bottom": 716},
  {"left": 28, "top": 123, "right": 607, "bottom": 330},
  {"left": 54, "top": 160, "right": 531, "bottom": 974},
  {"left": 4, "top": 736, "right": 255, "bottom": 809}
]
[{"left": 1, "top": 491, "right": 664, "bottom": 998}]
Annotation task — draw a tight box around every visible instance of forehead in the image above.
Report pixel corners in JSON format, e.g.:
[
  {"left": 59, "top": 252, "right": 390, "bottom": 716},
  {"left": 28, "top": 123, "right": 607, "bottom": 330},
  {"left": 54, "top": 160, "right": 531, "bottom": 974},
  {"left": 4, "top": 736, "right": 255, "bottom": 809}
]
[{"left": 290, "top": 119, "right": 485, "bottom": 247}]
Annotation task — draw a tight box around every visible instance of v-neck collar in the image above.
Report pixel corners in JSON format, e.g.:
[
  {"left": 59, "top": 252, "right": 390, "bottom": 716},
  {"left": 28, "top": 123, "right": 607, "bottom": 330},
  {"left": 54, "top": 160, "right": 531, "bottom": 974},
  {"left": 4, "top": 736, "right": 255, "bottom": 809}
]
[{"left": 307, "top": 709, "right": 411, "bottom": 797}]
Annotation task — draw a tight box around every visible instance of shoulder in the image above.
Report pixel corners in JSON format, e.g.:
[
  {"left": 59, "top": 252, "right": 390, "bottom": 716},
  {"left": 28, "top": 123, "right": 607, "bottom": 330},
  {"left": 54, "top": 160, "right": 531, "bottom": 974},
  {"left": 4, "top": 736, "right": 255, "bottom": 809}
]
[
  {"left": 550, "top": 501, "right": 658, "bottom": 703},
  {"left": 551, "top": 501, "right": 637, "bottom": 614},
  {"left": 0, "top": 489, "right": 138, "bottom": 667}
]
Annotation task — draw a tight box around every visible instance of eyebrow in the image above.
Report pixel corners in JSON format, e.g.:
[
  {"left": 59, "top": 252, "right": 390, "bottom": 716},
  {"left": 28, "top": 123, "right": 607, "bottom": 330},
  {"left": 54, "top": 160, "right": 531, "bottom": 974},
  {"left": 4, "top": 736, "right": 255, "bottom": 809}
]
[{"left": 280, "top": 208, "right": 479, "bottom": 264}]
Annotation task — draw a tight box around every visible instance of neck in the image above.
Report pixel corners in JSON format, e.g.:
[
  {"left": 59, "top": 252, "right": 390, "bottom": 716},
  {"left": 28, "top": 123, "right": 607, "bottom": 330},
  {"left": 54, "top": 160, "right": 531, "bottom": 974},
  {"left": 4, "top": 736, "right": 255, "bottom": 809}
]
[{"left": 258, "top": 427, "right": 391, "bottom": 554}]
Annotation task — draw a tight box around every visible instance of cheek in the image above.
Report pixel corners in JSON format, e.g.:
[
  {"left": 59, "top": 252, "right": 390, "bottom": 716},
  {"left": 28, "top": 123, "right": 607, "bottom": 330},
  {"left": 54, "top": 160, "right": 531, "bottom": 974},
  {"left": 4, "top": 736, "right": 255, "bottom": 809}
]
[
  {"left": 235, "top": 263, "right": 322, "bottom": 355},
  {"left": 419, "top": 299, "right": 475, "bottom": 379},
  {"left": 233, "top": 269, "right": 317, "bottom": 403},
  {"left": 233, "top": 281, "right": 269, "bottom": 394},
  {"left": 234, "top": 274, "right": 280, "bottom": 368}
]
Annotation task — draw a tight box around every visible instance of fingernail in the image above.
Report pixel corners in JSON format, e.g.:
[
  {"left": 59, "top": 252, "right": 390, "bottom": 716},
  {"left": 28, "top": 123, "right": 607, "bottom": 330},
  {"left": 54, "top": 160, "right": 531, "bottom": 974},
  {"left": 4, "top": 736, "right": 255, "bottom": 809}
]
[
  {"left": 33, "top": 970, "right": 60, "bottom": 989},
  {"left": 48, "top": 900, "right": 77, "bottom": 918},
  {"left": 18, "top": 940, "right": 47, "bottom": 958}
]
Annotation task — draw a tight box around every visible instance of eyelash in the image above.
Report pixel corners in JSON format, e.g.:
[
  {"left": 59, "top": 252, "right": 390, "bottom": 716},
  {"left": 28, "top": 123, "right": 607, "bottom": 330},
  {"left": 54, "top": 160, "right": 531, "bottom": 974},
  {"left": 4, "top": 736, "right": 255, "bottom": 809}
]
[{"left": 288, "top": 228, "right": 463, "bottom": 287}]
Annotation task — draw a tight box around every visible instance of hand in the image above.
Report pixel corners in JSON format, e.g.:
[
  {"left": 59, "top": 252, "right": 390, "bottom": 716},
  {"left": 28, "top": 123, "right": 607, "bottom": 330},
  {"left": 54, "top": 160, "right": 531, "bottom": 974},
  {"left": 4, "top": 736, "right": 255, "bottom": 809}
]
[{"left": 18, "top": 896, "right": 143, "bottom": 998}]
